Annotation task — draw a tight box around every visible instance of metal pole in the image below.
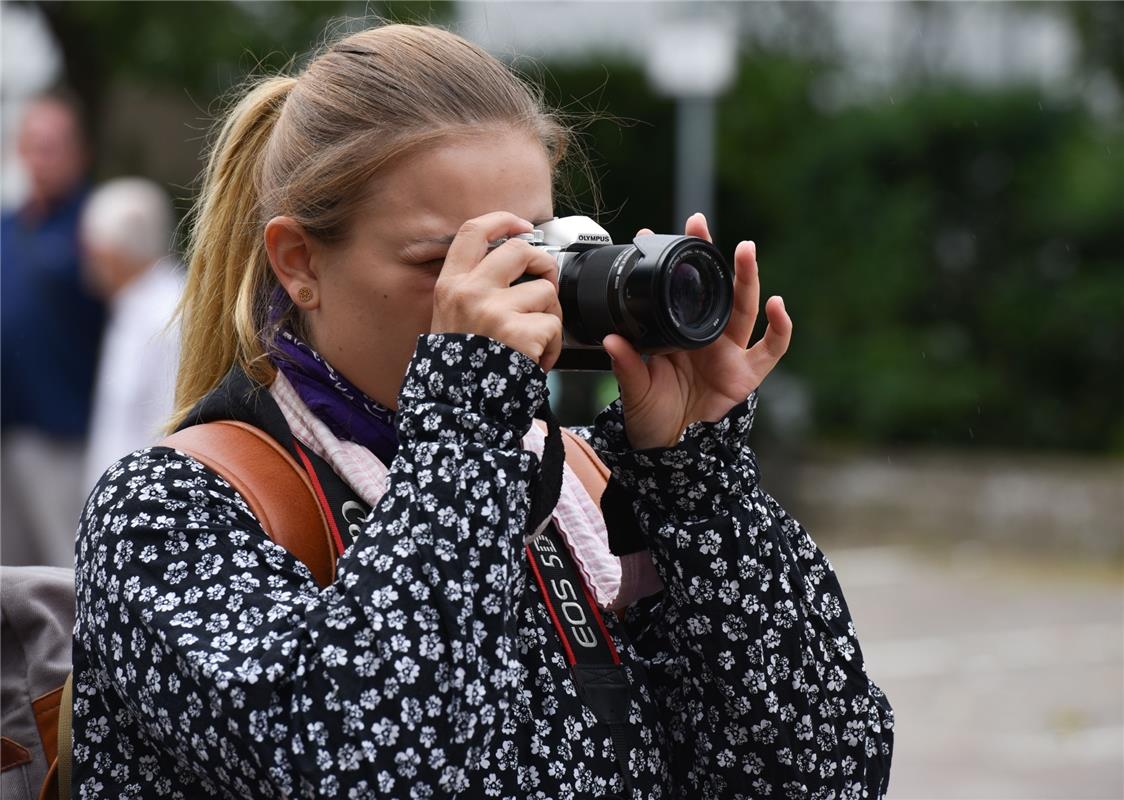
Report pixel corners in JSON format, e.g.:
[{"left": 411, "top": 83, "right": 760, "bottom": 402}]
[{"left": 674, "top": 94, "right": 716, "bottom": 232}]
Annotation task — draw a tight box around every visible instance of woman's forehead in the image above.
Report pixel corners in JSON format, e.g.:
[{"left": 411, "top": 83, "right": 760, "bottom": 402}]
[{"left": 364, "top": 132, "right": 554, "bottom": 237}]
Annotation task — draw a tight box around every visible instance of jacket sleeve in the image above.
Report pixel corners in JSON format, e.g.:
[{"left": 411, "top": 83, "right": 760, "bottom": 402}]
[
  {"left": 73, "top": 334, "right": 546, "bottom": 798},
  {"left": 587, "top": 391, "right": 894, "bottom": 799}
]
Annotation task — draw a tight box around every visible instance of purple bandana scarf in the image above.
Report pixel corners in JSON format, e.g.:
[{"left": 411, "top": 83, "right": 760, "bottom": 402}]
[{"left": 267, "top": 288, "right": 398, "bottom": 465}]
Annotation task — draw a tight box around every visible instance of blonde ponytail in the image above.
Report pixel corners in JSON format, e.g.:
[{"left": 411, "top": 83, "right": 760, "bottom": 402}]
[{"left": 169, "top": 76, "right": 295, "bottom": 430}]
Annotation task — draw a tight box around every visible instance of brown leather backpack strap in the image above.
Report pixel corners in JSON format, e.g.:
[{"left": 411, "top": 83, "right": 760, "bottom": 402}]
[
  {"left": 559, "top": 427, "right": 611, "bottom": 505},
  {"left": 161, "top": 421, "right": 336, "bottom": 588},
  {"left": 54, "top": 672, "right": 72, "bottom": 800}
]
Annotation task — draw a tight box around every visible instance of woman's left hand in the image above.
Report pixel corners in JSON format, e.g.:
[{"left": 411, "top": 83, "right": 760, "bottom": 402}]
[{"left": 602, "top": 212, "right": 793, "bottom": 450}]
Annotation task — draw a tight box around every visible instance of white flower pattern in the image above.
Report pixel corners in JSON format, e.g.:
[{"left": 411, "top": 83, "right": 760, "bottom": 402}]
[{"left": 73, "top": 334, "right": 892, "bottom": 799}]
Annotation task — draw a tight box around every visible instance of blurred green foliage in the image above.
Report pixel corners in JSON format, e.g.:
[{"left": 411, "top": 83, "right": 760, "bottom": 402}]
[
  {"left": 547, "top": 58, "right": 1124, "bottom": 453},
  {"left": 35, "top": 1, "right": 448, "bottom": 133},
  {"left": 34, "top": 1, "right": 1124, "bottom": 453}
]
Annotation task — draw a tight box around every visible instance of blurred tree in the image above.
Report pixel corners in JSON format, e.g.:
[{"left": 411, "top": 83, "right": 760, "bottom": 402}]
[
  {"left": 31, "top": 0, "right": 453, "bottom": 148},
  {"left": 713, "top": 60, "right": 1124, "bottom": 453},
  {"left": 546, "top": 54, "right": 1124, "bottom": 453}
]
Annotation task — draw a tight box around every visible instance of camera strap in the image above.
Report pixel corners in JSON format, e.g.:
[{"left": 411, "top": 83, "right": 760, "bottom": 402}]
[
  {"left": 527, "top": 404, "right": 565, "bottom": 539},
  {"left": 526, "top": 405, "right": 636, "bottom": 799}
]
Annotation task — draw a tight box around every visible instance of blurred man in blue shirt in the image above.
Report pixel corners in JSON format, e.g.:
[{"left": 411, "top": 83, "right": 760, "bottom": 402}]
[{"left": 2, "top": 92, "right": 106, "bottom": 567}]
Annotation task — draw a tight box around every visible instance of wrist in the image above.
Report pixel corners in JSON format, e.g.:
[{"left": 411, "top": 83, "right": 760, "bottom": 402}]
[
  {"left": 591, "top": 392, "right": 760, "bottom": 519},
  {"left": 396, "top": 334, "right": 547, "bottom": 447},
  {"left": 625, "top": 425, "right": 684, "bottom": 452}
]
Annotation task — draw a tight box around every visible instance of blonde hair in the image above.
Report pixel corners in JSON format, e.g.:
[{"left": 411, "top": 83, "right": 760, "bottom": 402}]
[{"left": 170, "top": 24, "right": 573, "bottom": 429}]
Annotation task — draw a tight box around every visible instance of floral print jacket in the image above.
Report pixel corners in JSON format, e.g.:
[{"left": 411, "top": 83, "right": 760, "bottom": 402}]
[{"left": 72, "top": 334, "right": 893, "bottom": 799}]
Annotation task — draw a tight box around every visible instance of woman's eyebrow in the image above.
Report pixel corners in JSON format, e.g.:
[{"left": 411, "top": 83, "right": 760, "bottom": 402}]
[{"left": 405, "top": 217, "right": 556, "bottom": 247}]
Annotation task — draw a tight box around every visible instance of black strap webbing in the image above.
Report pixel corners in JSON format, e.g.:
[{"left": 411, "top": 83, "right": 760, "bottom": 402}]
[
  {"left": 525, "top": 401, "right": 636, "bottom": 797},
  {"left": 525, "top": 519, "right": 636, "bottom": 798},
  {"left": 527, "top": 404, "right": 565, "bottom": 537}
]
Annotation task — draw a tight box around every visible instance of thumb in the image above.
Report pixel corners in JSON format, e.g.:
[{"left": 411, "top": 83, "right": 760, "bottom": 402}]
[{"left": 602, "top": 334, "right": 650, "bottom": 404}]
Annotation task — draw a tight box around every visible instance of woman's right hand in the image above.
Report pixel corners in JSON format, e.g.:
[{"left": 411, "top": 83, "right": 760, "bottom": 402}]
[{"left": 430, "top": 212, "right": 564, "bottom": 371}]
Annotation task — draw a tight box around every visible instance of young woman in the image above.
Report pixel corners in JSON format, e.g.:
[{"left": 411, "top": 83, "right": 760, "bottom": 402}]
[{"left": 73, "top": 23, "right": 893, "bottom": 800}]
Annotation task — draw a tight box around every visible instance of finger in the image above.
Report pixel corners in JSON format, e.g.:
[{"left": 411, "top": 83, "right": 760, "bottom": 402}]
[
  {"left": 634, "top": 227, "right": 654, "bottom": 238},
  {"left": 746, "top": 295, "right": 793, "bottom": 377},
  {"left": 684, "top": 211, "right": 711, "bottom": 243},
  {"left": 602, "top": 333, "right": 651, "bottom": 402},
  {"left": 442, "top": 212, "right": 533, "bottom": 278},
  {"left": 513, "top": 312, "right": 563, "bottom": 370},
  {"left": 538, "top": 314, "right": 564, "bottom": 372},
  {"left": 723, "top": 240, "right": 760, "bottom": 348},
  {"left": 476, "top": 238, "right": 558, "bottom": 288},
  {"left": 502, "top": 277, "right": 561, "bottom": 313},
  {"left": 545, "top": 284, "right": 564, "bottom": 326}
]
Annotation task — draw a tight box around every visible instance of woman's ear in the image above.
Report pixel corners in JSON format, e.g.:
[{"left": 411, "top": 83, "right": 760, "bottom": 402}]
[{"left": 264, "top": 216, "right": 320, "bottom": 310}]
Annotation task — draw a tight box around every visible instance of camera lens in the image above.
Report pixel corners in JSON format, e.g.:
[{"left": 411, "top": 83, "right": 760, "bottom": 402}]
[
  {"left": 668, "top": 259, "right": 712, "bottom": 328},
  {"left": 556, "top": 234, "right": 732, "bottom": 353}
]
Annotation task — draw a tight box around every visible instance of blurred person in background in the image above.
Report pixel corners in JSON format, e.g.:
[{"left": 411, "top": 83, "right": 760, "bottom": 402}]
[
  {"left": 1, "top": 91, "right": 105, "bottom": 568},
  {"left": 79, "top": 177, "right": 184, "bottom": 493}
]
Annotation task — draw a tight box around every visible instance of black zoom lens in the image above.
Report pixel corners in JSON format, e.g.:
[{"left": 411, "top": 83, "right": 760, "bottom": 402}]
[{"left": 558, "top": 234, "right": 733, "bottom": 352}]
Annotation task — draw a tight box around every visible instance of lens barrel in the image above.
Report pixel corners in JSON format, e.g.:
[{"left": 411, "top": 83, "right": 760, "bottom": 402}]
[{"left": 558, "top": 234, "right": 733, "bottom": 351}]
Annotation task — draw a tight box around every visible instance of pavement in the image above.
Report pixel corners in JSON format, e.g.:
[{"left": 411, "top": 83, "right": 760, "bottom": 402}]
[{"left": 825, "top": 540, "right": 1124, "bottom": 799}]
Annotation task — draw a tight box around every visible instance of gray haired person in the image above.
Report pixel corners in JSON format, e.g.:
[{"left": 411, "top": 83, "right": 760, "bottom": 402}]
[{"left": 79, "top": 177, "right": 184, "bottom": 492}]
